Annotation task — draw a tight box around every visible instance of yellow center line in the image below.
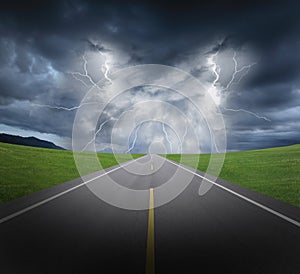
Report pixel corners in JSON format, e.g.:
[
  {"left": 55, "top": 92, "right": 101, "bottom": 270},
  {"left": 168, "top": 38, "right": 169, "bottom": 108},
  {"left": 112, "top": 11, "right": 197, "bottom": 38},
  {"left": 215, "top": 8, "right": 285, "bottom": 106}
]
[{"left": 146, "top": 188, "right": 155, "bottom": 274}]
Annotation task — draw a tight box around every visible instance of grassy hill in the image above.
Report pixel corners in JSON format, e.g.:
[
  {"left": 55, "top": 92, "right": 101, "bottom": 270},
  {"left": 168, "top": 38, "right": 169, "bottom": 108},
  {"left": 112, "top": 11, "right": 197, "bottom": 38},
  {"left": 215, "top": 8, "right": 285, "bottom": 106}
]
[
  {"left": 167, "top": 144, "right": 300, "bottom": 207},
  {"left": 0, "top": 142, "right": 143, "bottom": 203},
  {"left": 0, "top": 133, "right": 64, "bottom": 150}
]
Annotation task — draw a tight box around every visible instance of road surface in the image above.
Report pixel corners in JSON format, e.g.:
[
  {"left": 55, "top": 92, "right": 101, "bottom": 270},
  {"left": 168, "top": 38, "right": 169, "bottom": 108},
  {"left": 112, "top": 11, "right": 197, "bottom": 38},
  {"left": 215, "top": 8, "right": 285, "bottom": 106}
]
[{"left": 0, "top": 155, "right": 299, "bottom": 273}]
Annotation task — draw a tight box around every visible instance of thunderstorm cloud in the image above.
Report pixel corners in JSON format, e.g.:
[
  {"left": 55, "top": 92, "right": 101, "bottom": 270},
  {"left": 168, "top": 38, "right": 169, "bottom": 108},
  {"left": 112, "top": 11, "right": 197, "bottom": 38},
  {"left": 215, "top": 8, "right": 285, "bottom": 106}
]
[{"left": 0, "top": 0, "right": 299, "bottom": 152}]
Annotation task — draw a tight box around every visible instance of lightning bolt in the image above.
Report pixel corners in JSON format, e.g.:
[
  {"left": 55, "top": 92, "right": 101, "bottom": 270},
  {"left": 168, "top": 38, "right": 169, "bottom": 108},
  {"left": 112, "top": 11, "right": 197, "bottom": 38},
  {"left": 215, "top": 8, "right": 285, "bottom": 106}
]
[
  {"left": 86, "top": 39, "right": 113, "bottom": 85},
  {"left": 81, "top": 120, "right": 110, "bottom": 152},
  {"left": 207, "top": 50, "right": 222, "bottom": 105},
  {"left": 162, "top": 123, "right": 173, "bottom": 153},
  {"left": 32, "top": 102, "right": 97, "bottom": 111},
  {"left": 207, "top": 50, "right": 221, "bottom": 88},
  {"left": 96, "top": 49, "right": 113, "bottom": 85},
  {"left": 36, "top": 41, "right": 114, "bottom": 153},
  {"left": 207, "top": 49, "right": 270, "bottom": 123},
  {"left": 125, "top": 124, "right": 142, "bottom": 153},
  {"left": 221, "top": 107, "right": 271, "bottom": 122},
  {"left": 69, "top": 72, "right": 90, "bottom": 88},
  {"left": 221, "top": 52, "right": 257, "bottom": 92},
  {"left": 69, "top": 55, "right": 103, "bottom": 91},
  {"left": 178, "top": 124, "right": 188, "bottom": 153}
]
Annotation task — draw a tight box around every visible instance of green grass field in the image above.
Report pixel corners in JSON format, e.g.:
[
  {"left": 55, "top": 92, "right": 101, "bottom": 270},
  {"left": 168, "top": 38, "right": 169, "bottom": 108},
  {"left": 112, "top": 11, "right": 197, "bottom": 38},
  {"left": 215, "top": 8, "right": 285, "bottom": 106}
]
[
  {"left": 0, "top": 142, "right": 143, "bottom": 203},
  {"left": 166, "top": 144, "right": 300, "bottom": 207},
  {"left": 2, "top": 142, "right": 300, "bottom": 207}
]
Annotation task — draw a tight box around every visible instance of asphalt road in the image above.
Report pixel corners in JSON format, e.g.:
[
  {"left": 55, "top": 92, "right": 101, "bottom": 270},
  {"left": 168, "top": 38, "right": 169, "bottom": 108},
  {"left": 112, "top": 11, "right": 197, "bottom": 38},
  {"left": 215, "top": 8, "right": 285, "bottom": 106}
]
[{"left": 0, "top": 155, "right": 300, "bottom": 274}]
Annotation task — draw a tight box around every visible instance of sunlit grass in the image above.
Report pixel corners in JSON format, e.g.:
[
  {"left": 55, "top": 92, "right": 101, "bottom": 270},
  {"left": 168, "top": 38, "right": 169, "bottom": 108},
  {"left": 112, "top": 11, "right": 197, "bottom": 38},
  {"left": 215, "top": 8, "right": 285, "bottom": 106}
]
[
  {"left": 0, "top": 142, "right": 143, "bottom": 203},
  {"left": 166, "top": 145, "right": 300, "bottom": 207}
]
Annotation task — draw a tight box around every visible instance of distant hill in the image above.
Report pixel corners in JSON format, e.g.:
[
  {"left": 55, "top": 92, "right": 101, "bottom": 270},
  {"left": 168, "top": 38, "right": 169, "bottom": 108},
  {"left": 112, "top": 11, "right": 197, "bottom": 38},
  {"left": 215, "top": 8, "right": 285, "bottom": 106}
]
[{"left": 0, "top": 133, "right": 64, "bottom": 150}]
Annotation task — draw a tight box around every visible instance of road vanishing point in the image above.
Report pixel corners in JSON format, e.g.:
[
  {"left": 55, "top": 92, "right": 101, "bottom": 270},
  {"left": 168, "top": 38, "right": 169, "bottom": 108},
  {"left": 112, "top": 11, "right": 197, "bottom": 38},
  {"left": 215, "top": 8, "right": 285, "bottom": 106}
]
[{"left": 0, "top": 155, "right": 300, "bottom": 273}]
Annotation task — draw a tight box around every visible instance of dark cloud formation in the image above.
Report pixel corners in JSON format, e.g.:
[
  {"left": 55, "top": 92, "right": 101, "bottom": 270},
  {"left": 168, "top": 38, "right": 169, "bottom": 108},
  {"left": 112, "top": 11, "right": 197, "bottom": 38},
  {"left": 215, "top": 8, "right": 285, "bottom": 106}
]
[{"left": 0, "top": 0, "right": 299, "bottom": 151}]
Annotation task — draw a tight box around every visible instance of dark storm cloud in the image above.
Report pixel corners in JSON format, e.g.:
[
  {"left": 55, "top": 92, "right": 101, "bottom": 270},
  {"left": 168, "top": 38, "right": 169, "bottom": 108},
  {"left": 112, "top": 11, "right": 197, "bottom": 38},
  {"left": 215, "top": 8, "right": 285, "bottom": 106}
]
[
  {"left": 1, "top": 0, "right": 298, "bottom": 64},
  {"left": 0, "top": 0, "right": 298, "bottom": 68},
  {"left": 0, "top": 0, "right": 299, "bottom": 150}
]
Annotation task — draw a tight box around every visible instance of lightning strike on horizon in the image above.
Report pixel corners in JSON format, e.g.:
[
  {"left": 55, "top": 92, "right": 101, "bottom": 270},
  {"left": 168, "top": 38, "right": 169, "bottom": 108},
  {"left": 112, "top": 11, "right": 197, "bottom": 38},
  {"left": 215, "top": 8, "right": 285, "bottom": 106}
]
[
  {"left": 178, "top": 124, "right": 188, "bottom": 153},
  {"left": 211, "top": 134, "right": 221, "bottom": 153},
  {"left": 126, "top": 124, "right": 142, "bottom": 153},
  {"left": 162, "top": 123, "right": 173, "bottom": 153}
]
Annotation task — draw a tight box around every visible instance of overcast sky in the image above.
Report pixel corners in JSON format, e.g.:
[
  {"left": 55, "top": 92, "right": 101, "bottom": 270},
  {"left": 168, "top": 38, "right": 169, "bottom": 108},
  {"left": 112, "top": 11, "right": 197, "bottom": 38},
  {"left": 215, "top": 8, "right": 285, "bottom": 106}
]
[{"left": 0, "top": 0, "right": 299, "bottom": 153}]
